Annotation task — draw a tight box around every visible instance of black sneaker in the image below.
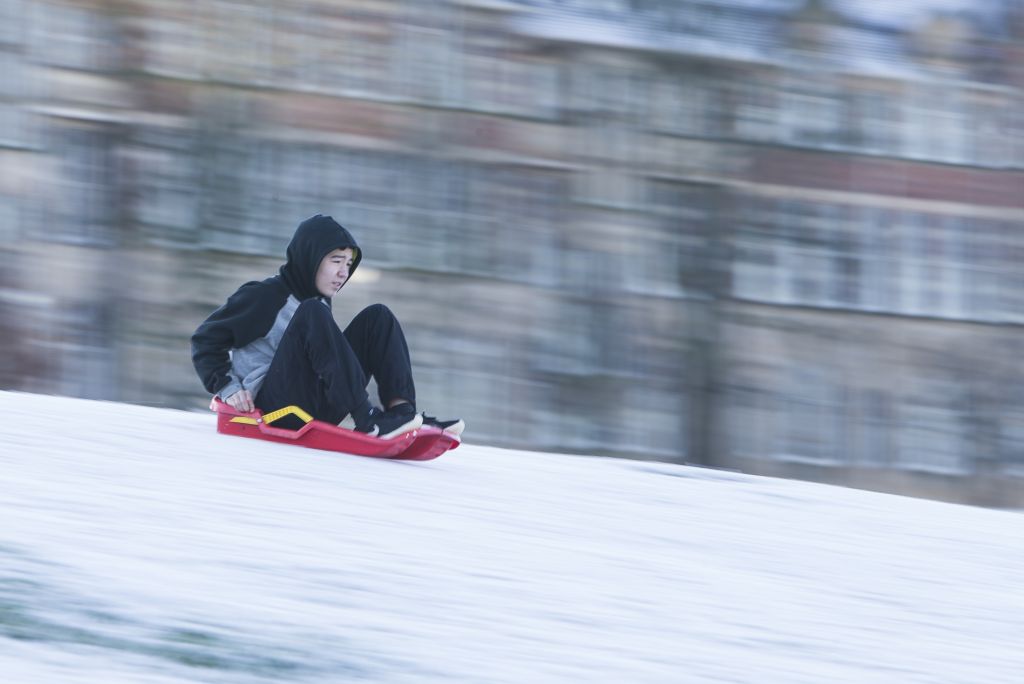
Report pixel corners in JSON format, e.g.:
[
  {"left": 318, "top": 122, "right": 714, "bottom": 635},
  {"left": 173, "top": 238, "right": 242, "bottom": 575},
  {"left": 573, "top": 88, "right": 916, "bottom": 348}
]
[
  {"left": 421, "top": 413, "right": 465, "bottom": 437},
  {"left": 354, "top": 406, "right": 422, "bottom": 439}
]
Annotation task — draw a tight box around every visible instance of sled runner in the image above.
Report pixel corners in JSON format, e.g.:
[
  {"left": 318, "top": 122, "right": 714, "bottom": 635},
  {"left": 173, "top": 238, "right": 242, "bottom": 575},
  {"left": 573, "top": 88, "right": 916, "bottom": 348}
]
[{"left": 211, "top": 399, "right": 459, "bottom": 461}]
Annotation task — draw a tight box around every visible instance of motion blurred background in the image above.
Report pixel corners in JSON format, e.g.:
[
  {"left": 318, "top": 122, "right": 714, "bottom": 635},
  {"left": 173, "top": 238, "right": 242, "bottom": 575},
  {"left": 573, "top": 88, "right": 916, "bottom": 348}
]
[{"left": 0, "top": 0, "right": 1021, "bottom": 505}]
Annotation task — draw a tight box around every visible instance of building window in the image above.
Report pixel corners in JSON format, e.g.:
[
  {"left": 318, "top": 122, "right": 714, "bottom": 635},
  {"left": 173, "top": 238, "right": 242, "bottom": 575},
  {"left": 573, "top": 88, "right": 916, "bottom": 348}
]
[
  {"left": 726, "top": 199, "right": 1012, "bottom": 320},
  {"left": 0, "top": 0, "right": 28, "bottom": 48},
  {"left": 926, "top": 216, "right": 967, "bottom": 318},
  {"left": 778, "top": 76, "right": 848, "bottom": 149},
  {"left": 0, "top": 104, "right": 34, "bottom": 149},
  {"left": 620, "top": 385, "right": 687, "bottom": 458},
  {"left": 731, "top": 195, "right": 780, "bottom": 302},
  {"left": 650, "top": 72, "right": 716, "bottom": 137},
  {"left": 830, "top": 205, "right": 861, "bottom": 307},
  {"left": 388, "top": 156, "right": 462, "bottom": 270},
  {"left": 135, "top": 128, "right": 200, "bottom": 246},
  {"left": 54, "top": 301, "right": 116, "bottom": 400},
  {"left": 395, "top": 24, "right": 452, "bottom": 104},
  {"left": 732, "top": 76, "right": 778, "bottom": 142},
  {"left": 143, "top": 4, "right": 204, "bottom": 78},
  {"left": 628, "top": 180, "right": 712, "bottom": 297},
  {"left": 39, "top": 126, "right": 117, "bottom": 246},
  {"left": 776, "top": 365, "right": 844, "bottom": 464},
  {"left": 0, "top": 49, "right": 23, "bottom": 95},
  {"left": 968, "top": 92, "right": 1013, "bottom": 168},
  {"left": 0, "top": 193, "right": 25, "bottom": 243},
  {"left": 723, "top": 382, "right": 770, "bottom": 460},
  {"left": 1003, "top": 388, "right": 1024, "bottom": 473},
  {"left": 200, "top": 142, "right": 409, "bottom": 257},
  {"left": 778, "top": 201, "right": 843, "bottom": 306},
  {"left": 328, "top": 148, "right": 403, "bottom": 258},
  {"left": 903, "top": 86, "right": 969, "bottom": 164},
  {"left": 852, "top": 90, "right": 900, "bottom": 156},
  {"left": 532, "top": 297, "right": 601, "bottom": 376},
  {"left": 29, "top": 3, "right": 116, "bottom": 72},
  {"left": 895, "top": 377, "right": 967, "bottom": 474},
  {"left": 199, "top": 1, "right": 277, "bottom": 86},
  {"left": 865, "top": 210, "right": 979, "bottom": 320},
  {"left": 963, "top": 219, "right": 1018, "bottom": 322},
  {"left": 339, "top": 24, "right": 392, "bottom": 95},
  {"left": 457, "top": 165, "right": 565, "bottom": 284},
  {"left": 856, "top": 208, "right": 905, "bottom": 313},
  {"left": 463, "top": 48, "right": 560, "bottom": 119},
  {"left": 1010, "top": 98, "right": 1024, "bottom": 167},
  {"left": 855, "top": 389, "right": 892, "bottom": 467}
]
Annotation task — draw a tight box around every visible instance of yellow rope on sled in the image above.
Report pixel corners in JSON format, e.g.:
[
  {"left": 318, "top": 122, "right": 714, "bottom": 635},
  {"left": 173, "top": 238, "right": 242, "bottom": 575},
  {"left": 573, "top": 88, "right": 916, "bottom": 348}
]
[
  {"left": 260, "top": 405, "right": 314, "bottom": 426},
  {"left": 228, "top": 405, "right": 313, "bottom": 426},
  {"left": 228, "top": 403, "right": 311, "bottom": 423}
]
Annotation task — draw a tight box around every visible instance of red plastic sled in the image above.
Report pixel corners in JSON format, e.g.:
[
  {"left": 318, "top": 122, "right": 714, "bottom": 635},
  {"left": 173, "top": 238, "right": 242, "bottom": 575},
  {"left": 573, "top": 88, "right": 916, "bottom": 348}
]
[{"left": 211, "top": 399, "right": 459, "bottom": 461}]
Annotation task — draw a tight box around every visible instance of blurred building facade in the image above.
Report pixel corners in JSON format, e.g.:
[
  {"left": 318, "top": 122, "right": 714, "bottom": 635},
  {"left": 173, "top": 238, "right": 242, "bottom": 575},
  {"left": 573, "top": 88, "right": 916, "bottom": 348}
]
[{"left": 1, "top": 0, "right": 1022, "bottom": 504}]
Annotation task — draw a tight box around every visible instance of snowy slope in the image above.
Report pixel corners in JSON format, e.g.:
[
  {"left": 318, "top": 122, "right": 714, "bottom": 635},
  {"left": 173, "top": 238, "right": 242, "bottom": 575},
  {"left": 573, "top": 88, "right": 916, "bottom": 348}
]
[{"left": 1, "top": 391, "right": 1022, "bottom": 684}]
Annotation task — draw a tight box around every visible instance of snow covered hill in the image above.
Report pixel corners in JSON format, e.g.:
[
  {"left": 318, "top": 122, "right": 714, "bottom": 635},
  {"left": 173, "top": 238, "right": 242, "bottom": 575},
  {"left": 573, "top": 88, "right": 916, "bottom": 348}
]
[{"left": 1, "top": 391, "right": 1022, "bottom": 684}]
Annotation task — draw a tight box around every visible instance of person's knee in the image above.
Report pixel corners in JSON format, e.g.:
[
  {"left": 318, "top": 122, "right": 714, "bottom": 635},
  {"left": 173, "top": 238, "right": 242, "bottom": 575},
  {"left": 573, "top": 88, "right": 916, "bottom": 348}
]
[
  {"left": 293, "top": 298, "right": 334, "bottom": 325},
  {"left": 295, "top": 298, "right": 330, "bottom": 316},
  {"left": 359, "top": 303, "right": 395, "bottom": 322}
]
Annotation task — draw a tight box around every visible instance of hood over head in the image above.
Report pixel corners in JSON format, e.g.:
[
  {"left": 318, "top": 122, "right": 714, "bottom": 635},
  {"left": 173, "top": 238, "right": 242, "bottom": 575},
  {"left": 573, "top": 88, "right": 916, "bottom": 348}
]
[{"left": 279, "top": 214, "right": 362, "bottom": 301}]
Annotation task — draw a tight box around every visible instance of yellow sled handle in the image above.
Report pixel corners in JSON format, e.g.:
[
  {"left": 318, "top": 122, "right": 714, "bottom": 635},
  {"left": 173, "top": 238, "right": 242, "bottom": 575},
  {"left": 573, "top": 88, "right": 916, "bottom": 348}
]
[{"left": 229, "top": 405, "right": 313, "bottom": 427}]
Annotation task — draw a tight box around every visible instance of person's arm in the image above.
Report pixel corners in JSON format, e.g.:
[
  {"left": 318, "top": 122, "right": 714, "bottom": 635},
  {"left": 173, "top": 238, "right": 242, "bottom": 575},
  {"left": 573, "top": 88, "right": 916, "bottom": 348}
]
[{"left": 190, "top": 282, "right": 265, "bottom": 402}]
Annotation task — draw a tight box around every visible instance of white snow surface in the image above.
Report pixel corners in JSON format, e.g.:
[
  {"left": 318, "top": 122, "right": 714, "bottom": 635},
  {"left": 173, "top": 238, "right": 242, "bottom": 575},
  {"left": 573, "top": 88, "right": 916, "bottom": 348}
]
[{"left": 1, "top": 391, "right": 1023, "bottom": 684}]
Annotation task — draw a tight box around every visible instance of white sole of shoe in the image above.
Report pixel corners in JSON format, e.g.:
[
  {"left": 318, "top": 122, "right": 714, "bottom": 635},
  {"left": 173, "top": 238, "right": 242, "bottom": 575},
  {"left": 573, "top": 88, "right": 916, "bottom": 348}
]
[
  {"left": 378, "top": 413, "right": 423, "bottom": 440},
  {"left": 339, "top": 413, "right": 423, "bottom": 439},
  {"left": 441, "top": 419, "right": 465, "bottom": 438}
]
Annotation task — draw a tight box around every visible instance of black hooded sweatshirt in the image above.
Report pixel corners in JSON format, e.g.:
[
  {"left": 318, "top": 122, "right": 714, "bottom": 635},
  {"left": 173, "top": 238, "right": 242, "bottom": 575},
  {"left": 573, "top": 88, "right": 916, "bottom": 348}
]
[{"left": 191, "top": 215, "right": 362, "bottom": 398}]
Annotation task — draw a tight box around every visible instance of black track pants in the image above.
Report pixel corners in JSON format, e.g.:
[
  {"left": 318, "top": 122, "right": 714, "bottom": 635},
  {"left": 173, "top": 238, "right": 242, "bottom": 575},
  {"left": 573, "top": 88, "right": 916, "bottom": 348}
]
[{"left": 255, "top": 300, "right": 416, "bottom": 429}]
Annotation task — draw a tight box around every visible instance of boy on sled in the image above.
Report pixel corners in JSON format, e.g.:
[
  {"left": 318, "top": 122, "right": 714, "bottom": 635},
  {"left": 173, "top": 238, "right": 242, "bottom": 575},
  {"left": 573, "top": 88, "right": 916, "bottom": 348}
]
[{"left": 191, "top": 214, "right": 463, "bottom": 440}]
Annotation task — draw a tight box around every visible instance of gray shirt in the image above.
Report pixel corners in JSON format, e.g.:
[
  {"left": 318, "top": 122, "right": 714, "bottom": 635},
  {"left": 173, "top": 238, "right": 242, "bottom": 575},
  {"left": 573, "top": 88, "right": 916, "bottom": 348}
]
[{"left": 217, "top": 294, "right": 303, "bottom": 400}]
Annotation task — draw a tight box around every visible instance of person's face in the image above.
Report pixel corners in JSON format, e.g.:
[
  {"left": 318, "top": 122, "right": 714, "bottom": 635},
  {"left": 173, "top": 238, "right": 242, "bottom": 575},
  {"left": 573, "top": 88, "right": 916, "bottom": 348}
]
[{"left": 315, "top": 248, "right": 355, "bottom": 297}]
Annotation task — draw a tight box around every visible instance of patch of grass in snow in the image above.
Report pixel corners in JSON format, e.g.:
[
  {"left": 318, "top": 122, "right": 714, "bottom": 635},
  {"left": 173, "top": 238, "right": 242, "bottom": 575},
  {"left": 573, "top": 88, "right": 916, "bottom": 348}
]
[
  {"left": 0, "top": 548, "right": 366, "bottom": 679},
  {"left": 147, "top": 631, "right": 311, "bottom": 676}
]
